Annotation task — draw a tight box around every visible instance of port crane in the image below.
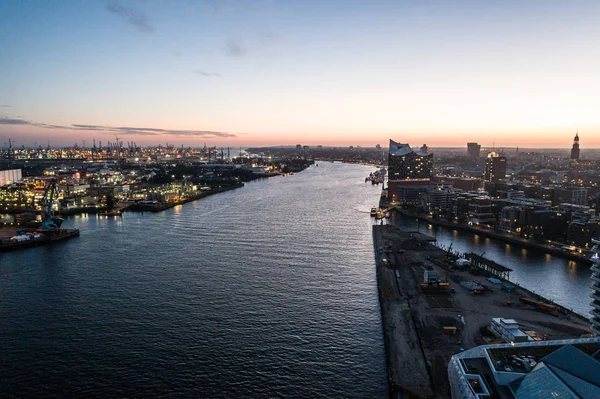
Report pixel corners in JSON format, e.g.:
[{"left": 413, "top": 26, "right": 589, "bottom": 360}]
[{"left": 39, "top": 179, "right": 63, "bottom": 229}]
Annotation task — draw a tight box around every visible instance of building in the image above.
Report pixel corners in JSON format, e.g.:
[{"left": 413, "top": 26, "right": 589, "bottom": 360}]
[
  {"left": 467, "top": 142, "right": 481, "bottom": 159},
  {"left": 521, "top": 209, "right": 568, "bottom": 241},
  {"left": 490, "top": 318, "right": 530, "bottom": 343},
  {"left": 388, "top": 139, "right": 433, "bottom": 180},
  {"left": 0, "top": 169, "right": 22, "bottom": 186},
  {"left": 448, "top": 338, "right": 600, "bottom": 398},
  {"left": 387, "top": 139, "right": 433, "bottom": 205},
  {"left": 591, "top": 238, "right": 600, "bottom": 335},
  {"left": 468, "top": 196, "right": 495, "bottom": 226},
  {"left": 422, "top": 183, "right": 455, "bottom": 213},
  {"left": 558, "top": 186, "right": 588, "bottom": 206},
  {"left": 499, "top": 206, "right": 521, "bottom": 235},
  {"left": 567, "top": 220, "right": 600, "bottom": 248},
  {"left": 432, "top": 176, "right": 482, "bottom": 191},
  {"left": 484, "top": 152, "right": 507, "bottom": 182},
  {"left": 571, "top": 132, "right": 580, "bottom": 160}
]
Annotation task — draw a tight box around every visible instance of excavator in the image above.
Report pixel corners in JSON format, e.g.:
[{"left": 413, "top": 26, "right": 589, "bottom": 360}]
[{"left": 39, "top": 179, "right": 64, "bottom": 229}]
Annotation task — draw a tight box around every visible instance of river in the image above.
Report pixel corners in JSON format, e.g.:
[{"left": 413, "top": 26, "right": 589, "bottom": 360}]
[
  {"left": 389, "top": 214, "right": 593, "bottom": 317},
  {"left": 0, "top": 162, "right": 387, "bottom": 398}
]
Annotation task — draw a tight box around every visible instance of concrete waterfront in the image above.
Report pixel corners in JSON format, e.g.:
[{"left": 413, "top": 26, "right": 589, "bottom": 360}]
[
  {"left": 395, "top": 208, "right": 592, "bottom": 264},
  {"left": 373, "top": 223, "right": 591, "bottom": 399},
  {"left": 0, "top": 227, "right": 80, "bottom": 252},
  {"left": 127, "top": 183, "right": 244, "bottom": 212}
]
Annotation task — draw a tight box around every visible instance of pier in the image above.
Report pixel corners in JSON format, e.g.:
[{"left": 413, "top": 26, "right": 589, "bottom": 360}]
[
  {"left": 466, "top": 253, "right": 512, "bottom": 280},
  {"left": 373, "top": 223, "right": 591, "bottom": 399},
  {"left": 0, "top": 228, "right": 80, "bottom": 252}
]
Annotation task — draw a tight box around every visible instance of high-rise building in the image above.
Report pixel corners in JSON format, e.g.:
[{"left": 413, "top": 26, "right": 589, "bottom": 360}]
[
  {"left": 591, "top": 238, "right": 600, "bottom": 335},
  {"left": 467, "top": 142, "right": 481, "bottom": 159},
  {"left": 387, "top": 139, "right": 433, "bottom": 205},
  {"left": 388, "top": 139, "right": 433, "bottom": 180},
  {"left": 571, "top": 132, "right": 580, "bottom": 160},
  {"left": 484, "top": 152, "right": 507, "bottom": 182}
]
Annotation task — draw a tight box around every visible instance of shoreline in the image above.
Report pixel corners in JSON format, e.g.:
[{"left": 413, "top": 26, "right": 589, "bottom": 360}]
[
  {"left": 372, "top": 222, "right": 591, "bottom": 398},
  {"left": 127, "top": 183, "right": 244, "bottom": 213},
  {"left": 391, "top": 207, "right": 592, "bottom": 264},
  {"left": 0, "top": 228, "right": 80, "bottom": 252}
]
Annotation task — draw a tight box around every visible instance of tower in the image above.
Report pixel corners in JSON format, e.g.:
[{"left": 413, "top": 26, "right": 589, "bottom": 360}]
[
  {"left": 484, "top": 152, "right": 507, "bottom": 182},
  {"left": 467, "top": 142, "right": 481, "bottom": 159},
  {"left": 571, "top": 132, "right": 580, "bottom": 160}
]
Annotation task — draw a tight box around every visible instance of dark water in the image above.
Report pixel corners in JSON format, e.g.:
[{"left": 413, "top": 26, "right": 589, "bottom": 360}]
[
  {"left": 0, "top": 162, "right": 387, "bottom": 398},
  {"left": 390, "top": 215, "right": 593, "bottom": 317}
]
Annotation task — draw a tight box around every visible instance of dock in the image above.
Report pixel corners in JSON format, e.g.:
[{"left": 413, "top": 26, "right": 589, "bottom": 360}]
[
  {"left": 0, "top": 228, "right": 80, "bottom": 252},
  {"left": 127, "top": 183, "right": 244, "bottom": 212}
]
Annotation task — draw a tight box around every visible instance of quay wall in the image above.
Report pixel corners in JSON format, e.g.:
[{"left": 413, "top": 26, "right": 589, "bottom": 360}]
[
  {"left": 430, "top": 239, "right": 591, "bottom": 323},
  {"left": 395, "top": 208, "right": 592, "bottom": 264},
  {"left": 127, "top": 183, "right": 244, "bottom": 213}
]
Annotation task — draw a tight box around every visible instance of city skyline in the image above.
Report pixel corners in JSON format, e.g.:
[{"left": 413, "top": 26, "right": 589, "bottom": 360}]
[{"left": 2, "top": 0, "right": 600, "bottom": 148}]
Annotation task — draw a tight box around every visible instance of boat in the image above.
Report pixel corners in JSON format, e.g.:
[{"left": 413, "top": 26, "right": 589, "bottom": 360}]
[{"left": 370, "top": 207, "right": 378, "bottom": 217}]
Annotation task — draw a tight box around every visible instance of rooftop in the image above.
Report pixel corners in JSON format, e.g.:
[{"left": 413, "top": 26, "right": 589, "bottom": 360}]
[{"left": 450, "top": 339, "right": 600, "bottom": 399}]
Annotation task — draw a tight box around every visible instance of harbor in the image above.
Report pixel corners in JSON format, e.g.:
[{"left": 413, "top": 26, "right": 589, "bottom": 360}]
[
  {"left": 385, "top": 210, "right": 595, "bottom": 317},
  {"left": 0, "top": 162, "right": 388, "bottom": 398},
  {"left": 0, "top": 227, "right": 80, "bottom": 252}
]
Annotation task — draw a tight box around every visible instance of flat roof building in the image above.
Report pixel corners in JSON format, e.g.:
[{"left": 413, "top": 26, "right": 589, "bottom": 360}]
[{"left": 448, "top": 338, "right": 600, "bottom": 398}]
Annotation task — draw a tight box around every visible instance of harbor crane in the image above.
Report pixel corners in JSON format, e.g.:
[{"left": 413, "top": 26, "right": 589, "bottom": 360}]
[{"left": 39, "top": 179, "right": 63, "bottom": 229}]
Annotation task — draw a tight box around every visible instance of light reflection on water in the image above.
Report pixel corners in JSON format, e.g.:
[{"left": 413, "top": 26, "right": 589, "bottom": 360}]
[
  {"left": 0, "top": 162, "right": 388, "bottom": 397},
  {"left": 394, "top": 215, "right": 593, "bottom": 316}
]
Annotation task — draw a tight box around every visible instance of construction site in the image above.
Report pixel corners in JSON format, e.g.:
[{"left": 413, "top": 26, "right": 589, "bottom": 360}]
[{"left": 373, "top": 223, "right": 592, "bottom": 399}]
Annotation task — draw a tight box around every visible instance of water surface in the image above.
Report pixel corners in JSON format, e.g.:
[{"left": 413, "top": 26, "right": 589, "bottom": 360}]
[{"left": 0, "top": 162, "right": 387, "bottom": 398}]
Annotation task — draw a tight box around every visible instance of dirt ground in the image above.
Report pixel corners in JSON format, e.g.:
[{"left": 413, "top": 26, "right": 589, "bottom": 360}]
[{"left": 373, "top": 224, "right": 591, "bottom": 399}]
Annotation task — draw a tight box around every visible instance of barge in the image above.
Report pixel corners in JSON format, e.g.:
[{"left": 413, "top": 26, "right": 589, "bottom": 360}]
[{"left": 0, "top": 228, "right": 80, "bottom": 252}]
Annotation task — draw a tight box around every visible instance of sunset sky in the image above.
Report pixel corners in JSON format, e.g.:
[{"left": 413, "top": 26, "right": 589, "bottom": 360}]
[{"left": 1, "top": 0, "right": 599, "bottom": 148}]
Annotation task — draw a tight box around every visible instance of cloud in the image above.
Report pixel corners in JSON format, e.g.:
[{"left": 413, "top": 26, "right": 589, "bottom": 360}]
[
  {"left": 225, "top": 38, "right": 245, "bottom": 57},
  {"left": 0, "top": 105, "right": 10, "bottom": 108},
  {"left": 0, "top": 117, "right": 236, "bottom": 138},
  {"left": 0, "top": 118, "right": 28, "bottom": 125},
  {"left": 105, "top": 1, "right": 154, "bottom": 33},
  {"left": 193, "top": 70, "right": 222, "bottom": 77}
]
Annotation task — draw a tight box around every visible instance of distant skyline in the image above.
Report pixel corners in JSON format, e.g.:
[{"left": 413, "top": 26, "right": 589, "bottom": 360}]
[{"left": 1, "top": 0, "right": 600, "bottom": 148}]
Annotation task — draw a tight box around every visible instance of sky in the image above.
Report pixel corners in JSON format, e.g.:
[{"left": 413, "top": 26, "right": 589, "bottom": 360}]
[{"left": 1, "top": 0, "right": 599, "bottom": 148}]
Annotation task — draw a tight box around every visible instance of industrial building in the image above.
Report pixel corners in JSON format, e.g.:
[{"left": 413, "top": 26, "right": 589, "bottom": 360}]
[{"left": 0, "top": 168, "right": 22, "bottom": 186}]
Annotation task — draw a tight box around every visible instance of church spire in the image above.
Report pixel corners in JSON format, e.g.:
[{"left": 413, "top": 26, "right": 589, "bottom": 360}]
[{"left": 571, "top": 130, "right": 580, "bottom": 160}]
